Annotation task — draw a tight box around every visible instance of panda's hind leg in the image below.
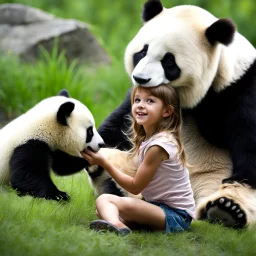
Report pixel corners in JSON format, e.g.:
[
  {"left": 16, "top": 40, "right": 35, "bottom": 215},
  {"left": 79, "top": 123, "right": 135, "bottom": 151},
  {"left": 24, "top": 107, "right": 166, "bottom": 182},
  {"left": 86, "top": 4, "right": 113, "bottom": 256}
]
[
  {"left": 197, "top": 183, "right": 256, "bottom": 228},
  {"left": 10, "top": 139, "right": 69, "bottom": 201}
]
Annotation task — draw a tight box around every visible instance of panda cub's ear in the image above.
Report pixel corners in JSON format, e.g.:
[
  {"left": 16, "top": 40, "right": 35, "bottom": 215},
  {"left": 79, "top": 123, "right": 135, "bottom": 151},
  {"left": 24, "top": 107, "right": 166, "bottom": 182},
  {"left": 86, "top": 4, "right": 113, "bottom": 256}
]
[
  {"left": 57, "top": 102, "right": 75, "bottom": 125},
  {"left": 205, "top": 18, "right": 236, "bottom": 46},
  {"left": 58, "top": 89, "right": 70, "bottom": 98}
]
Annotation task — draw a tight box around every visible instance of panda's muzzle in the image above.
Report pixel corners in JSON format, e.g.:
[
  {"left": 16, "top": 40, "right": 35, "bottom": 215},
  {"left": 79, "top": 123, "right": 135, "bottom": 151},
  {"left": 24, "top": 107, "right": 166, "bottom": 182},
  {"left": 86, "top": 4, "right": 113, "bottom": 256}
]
[{"left": 87, "top": 143, "right": 105, "bottom": 153}]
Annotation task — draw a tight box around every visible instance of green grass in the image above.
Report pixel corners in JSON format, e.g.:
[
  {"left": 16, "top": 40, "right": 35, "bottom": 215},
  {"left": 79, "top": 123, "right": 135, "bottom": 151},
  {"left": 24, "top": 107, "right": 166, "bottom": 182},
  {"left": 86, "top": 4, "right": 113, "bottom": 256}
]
[{"left": 1, "top": 173, "right": 256, "bottom": 256}]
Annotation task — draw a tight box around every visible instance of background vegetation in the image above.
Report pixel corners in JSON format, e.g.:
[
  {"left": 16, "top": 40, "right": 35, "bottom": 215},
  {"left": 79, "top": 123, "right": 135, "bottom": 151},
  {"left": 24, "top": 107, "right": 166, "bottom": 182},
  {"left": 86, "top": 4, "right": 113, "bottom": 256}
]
[
  {"left": 1, "top": 0, "right": 256, "bottom": 255},
  {"left": 0, "top": 0, "right": 256, "bottom": 125}
]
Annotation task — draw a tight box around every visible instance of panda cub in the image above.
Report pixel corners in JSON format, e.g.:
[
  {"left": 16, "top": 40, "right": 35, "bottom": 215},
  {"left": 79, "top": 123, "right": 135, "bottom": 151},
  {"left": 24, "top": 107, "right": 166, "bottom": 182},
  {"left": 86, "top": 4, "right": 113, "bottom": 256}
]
[{"left": 0, "top": 89, "right": 104, "bottom": 201}]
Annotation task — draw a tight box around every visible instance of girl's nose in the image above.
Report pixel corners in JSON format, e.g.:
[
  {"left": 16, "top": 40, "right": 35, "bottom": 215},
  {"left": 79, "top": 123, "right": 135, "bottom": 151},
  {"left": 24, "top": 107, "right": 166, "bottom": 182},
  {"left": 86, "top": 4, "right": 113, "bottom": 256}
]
[{"left": 138, "top": 102, "right": 144, "bottom": 108}]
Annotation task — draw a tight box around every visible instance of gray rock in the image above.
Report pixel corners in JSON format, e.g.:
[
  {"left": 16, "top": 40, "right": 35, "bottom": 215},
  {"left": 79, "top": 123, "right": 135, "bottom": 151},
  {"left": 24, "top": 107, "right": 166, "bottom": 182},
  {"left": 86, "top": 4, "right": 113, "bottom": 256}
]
[
  {"left": 0, "top": 3, "right": 54, "bottom": 25},
  {"left": 0, "top": 4, "right": 111, "bottom": 65}
]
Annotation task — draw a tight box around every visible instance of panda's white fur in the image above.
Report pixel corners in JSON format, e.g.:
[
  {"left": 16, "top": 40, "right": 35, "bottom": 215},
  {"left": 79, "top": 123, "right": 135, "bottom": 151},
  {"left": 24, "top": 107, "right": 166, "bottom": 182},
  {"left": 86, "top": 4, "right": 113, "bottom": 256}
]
[
  {"left": 94, "top": 0, "right": 256, "bottom": 229},
  {"left": 0, "top": 90, "right": 103, "bottom": 201}
]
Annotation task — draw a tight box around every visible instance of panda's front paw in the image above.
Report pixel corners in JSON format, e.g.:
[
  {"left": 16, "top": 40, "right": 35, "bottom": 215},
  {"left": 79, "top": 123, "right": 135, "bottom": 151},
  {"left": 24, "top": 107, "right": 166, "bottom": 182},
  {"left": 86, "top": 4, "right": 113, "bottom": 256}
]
[
  {"left": 202, "top": 197, "right": 246, "bottom": 228},
  {"left": 47, "top": 191, "right": 70, "bottom": 202},
  {"left": 86, "top": 165, "right": 105, "bottom": 179},
  {"left": 56, "top": 191, "right": 70, "bottom": 201}
]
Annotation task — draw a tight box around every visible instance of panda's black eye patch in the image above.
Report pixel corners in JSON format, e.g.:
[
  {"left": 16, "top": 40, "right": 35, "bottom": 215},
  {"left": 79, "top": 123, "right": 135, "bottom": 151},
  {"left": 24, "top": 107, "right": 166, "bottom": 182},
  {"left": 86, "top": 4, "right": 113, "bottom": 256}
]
[
  {"left": 133, "top": 44, "right": 149, "bottom": 68},
  {"left": 161, "top": 52, "right": 181, "bottom": 82},
  {"left": 86, "top": 126, "right": 94, "bottom": 143},
  {"left": 162, "top": 53, "right": 175, "bottom": 67}
]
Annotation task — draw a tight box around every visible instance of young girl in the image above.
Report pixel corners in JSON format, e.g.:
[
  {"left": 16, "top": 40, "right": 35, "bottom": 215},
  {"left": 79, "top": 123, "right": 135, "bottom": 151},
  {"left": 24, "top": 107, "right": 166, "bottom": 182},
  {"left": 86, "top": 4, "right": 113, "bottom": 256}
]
[{"left": 81, "top": 84, "right": 195, "bottom": 235}]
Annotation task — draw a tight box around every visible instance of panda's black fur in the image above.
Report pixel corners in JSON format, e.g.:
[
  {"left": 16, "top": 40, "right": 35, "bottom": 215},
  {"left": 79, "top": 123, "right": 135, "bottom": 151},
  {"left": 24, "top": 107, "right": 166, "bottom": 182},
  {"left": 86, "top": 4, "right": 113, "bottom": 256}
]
[
  {"left": 0, "top": 90, "right": 104, "bottom": 201},
  {"left": 188, "top": 58, "right": 256, "bottom": 188},
  {"left": 98, "top": 89, "right": 132, "bottom": 150}
]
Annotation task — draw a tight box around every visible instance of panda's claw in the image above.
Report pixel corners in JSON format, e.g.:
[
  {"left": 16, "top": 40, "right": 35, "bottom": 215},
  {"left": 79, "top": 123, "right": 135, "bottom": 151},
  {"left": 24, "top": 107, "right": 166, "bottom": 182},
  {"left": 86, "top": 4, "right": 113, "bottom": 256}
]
[
  {"left": 219, "top": 197, "right": 225, "bottom": 204},
  {"left": 206, "top": 200, "right": 216, "bottom": 211},
  {"left": 56, "top": 191, "right": 70, "bottom": 201}
]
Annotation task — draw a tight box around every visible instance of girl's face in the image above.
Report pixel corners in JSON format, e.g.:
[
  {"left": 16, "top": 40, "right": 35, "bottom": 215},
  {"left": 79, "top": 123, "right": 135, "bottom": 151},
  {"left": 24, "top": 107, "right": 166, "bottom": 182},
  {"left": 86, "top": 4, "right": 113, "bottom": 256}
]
[{"left": 132, "top": 88, "right": 171, "bottom": 135}]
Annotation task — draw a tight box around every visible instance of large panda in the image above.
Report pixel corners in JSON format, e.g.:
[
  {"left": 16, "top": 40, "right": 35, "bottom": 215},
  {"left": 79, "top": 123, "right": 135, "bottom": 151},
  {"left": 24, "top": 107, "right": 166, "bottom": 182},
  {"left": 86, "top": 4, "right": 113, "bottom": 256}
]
[
  {"left": 0, "top": 89, "right": 104, "bottom": 201},
  {"left": 88, "top": 0, "right": 256, "bottom": 229}
]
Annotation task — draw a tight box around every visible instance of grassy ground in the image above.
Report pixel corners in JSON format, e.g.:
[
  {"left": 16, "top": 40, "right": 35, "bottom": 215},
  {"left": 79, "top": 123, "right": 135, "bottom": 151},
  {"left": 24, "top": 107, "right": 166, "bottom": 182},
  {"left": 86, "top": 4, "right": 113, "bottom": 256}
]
[{"left": 1, "top": 173, "right": 256, "bottom": 256}]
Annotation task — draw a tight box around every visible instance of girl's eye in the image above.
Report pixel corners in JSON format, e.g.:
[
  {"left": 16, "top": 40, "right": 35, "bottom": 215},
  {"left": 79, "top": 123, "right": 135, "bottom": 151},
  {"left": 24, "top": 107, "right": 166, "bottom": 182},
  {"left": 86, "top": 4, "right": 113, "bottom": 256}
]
[
  {"left": 134, "top": 98, "right": 140, "bottom": 103},
  {"left": 147, "top": 99, "right": 154, "bottom": 103}
]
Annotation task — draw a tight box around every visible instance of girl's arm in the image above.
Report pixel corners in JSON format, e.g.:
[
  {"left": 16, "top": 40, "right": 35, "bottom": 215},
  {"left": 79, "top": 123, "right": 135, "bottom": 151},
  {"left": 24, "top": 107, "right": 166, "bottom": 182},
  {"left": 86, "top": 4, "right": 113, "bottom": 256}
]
[{"left": 81, "top": 146, "right": 168, "bottom": 195}]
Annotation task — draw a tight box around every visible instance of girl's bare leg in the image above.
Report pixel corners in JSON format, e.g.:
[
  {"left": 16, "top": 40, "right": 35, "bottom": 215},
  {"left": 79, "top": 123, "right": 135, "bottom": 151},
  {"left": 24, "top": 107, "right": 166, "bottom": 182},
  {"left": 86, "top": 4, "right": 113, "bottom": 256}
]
[{"left": 95, "top": 194, "right": 166, "bottom": 230}]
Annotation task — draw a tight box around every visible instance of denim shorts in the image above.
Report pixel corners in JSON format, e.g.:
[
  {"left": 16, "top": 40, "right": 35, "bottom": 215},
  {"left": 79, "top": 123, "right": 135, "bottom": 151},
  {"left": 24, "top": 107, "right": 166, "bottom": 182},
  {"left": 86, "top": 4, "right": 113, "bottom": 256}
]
[{"left": 150, "top": 202, "right": 192, "bottom": 233}]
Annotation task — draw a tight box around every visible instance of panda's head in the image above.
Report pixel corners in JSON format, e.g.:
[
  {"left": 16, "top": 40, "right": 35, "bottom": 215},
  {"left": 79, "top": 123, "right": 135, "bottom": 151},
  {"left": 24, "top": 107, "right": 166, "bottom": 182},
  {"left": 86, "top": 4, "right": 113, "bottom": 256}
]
[
  {"left": 36, "top": 89, "right": 104, "bottom": 156},
  {"left": 125, "top": 0, "right": 256, "bottom": 108}
]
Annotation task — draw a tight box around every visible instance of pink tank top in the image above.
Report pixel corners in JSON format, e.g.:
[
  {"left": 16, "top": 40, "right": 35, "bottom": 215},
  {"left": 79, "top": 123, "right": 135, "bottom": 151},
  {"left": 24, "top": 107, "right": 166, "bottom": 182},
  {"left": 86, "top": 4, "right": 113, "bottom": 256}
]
[{"left": 139, "top": 132, "right": 196, "bottom": 219}]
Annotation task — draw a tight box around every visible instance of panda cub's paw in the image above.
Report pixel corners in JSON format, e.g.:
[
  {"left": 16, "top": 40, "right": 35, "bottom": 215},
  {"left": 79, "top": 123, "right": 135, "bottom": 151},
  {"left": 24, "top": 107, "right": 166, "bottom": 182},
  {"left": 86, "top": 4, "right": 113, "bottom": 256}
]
[
  {"left": 47, "top": 191, "right": 70, "bottom": 202},
  {"left": 86, "top": 165, "right": 105, "bottom": 179},
  {"left": 203, "top": 197, "right": 247, "bottom": 228}
]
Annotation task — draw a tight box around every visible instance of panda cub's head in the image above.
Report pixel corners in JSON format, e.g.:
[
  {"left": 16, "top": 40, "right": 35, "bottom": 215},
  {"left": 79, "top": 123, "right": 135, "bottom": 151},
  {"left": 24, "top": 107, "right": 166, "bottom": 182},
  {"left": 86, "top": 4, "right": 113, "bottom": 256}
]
[
  {"left": 125, "top": 0, "right": 256, "bottom": 108},
  {"left": 55, "top": 89, "right": 104, "bottom": 155},
  {"left": 26, "top": 89, "right": 104, "bottom": 156}
]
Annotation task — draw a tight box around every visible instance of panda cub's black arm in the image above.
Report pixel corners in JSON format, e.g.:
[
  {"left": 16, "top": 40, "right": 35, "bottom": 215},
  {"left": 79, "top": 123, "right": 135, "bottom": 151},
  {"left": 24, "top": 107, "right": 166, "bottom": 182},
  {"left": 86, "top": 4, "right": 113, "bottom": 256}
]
[
  {"left": 52, "top": 150, "right": 90, "bottom": 175},
  {"left": 10, "top": 139, "right": 70, "bottom": 201}
]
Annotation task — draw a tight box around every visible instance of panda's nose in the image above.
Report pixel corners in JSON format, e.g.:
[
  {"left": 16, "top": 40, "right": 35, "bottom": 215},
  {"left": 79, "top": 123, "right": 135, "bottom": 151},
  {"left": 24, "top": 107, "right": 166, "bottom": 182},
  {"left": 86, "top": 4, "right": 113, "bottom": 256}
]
[
  {"left": 133, "top": 76, "right": 151, "bottom": 84},
  {"left": 98, "top": 142, "right": 105, "bottom": 148}
]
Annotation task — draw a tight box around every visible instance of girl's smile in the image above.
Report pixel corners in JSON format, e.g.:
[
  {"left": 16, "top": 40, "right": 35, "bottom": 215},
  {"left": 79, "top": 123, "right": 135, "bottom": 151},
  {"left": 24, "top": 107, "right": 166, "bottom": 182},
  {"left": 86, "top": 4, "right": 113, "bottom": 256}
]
[{"left": 135, "top": 111, "right": 147, "bottom": 117}]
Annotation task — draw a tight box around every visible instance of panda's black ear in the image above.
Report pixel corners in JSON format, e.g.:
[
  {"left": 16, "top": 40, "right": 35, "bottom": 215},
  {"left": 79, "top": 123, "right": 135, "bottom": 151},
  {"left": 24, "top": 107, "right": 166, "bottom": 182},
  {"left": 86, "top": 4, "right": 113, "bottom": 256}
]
[
  {"left": 57, "top": 102, "right": 75, "bottom": 125},
  {"left": 142, "top": 0, "right": 163, "bottom": 22},
  {"left": 58, "top": 89, "right": 70, "bottom": 98},
  {"left": 205, "top": 18, "right": 236, "bottom": 46}
]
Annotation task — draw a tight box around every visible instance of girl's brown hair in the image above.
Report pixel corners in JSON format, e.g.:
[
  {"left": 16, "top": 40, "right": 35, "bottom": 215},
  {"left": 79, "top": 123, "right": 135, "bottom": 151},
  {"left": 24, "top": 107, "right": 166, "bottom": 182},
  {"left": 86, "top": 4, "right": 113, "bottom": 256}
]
[{"left": 127, "top": 84, "right": 186, "bottom": 165}]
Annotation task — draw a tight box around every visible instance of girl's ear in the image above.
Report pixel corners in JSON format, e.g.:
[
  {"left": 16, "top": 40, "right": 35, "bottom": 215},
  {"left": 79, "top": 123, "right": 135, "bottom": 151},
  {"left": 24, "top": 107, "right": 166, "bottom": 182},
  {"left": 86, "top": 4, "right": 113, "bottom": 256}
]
[{"left": 162, "top": 105, "right": 174, "bottom": 117}]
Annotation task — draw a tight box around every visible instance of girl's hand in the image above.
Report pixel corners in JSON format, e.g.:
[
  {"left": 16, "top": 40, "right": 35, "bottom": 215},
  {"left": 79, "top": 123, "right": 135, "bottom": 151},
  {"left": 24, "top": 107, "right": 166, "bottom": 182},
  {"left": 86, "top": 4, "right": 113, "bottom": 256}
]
[{"left": 81, "top": 149, "right": 105, "bottom": 166}]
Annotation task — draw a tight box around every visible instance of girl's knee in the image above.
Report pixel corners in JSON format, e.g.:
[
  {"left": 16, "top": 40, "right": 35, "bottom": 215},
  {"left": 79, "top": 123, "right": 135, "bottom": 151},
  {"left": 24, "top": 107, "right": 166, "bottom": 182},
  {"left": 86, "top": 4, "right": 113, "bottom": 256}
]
[
  {"left": 119, "top": 198, "right": 136, "bottom": 212},
  {"left": 96, "top": 194, "right": 118, "bottom": 206},
  {"left": 96, "top": 194, "right": 135, "bottom": 212}
]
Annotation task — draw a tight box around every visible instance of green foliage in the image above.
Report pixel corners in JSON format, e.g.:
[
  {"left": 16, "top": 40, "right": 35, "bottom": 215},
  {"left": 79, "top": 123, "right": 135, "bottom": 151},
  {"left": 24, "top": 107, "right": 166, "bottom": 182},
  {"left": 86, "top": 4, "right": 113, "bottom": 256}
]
[
  {"left": 0, "top": 0, "right": 255, "bottom": 121},
  {"left": 0, "top": 45, "right": 131, "bottom": 126}
]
